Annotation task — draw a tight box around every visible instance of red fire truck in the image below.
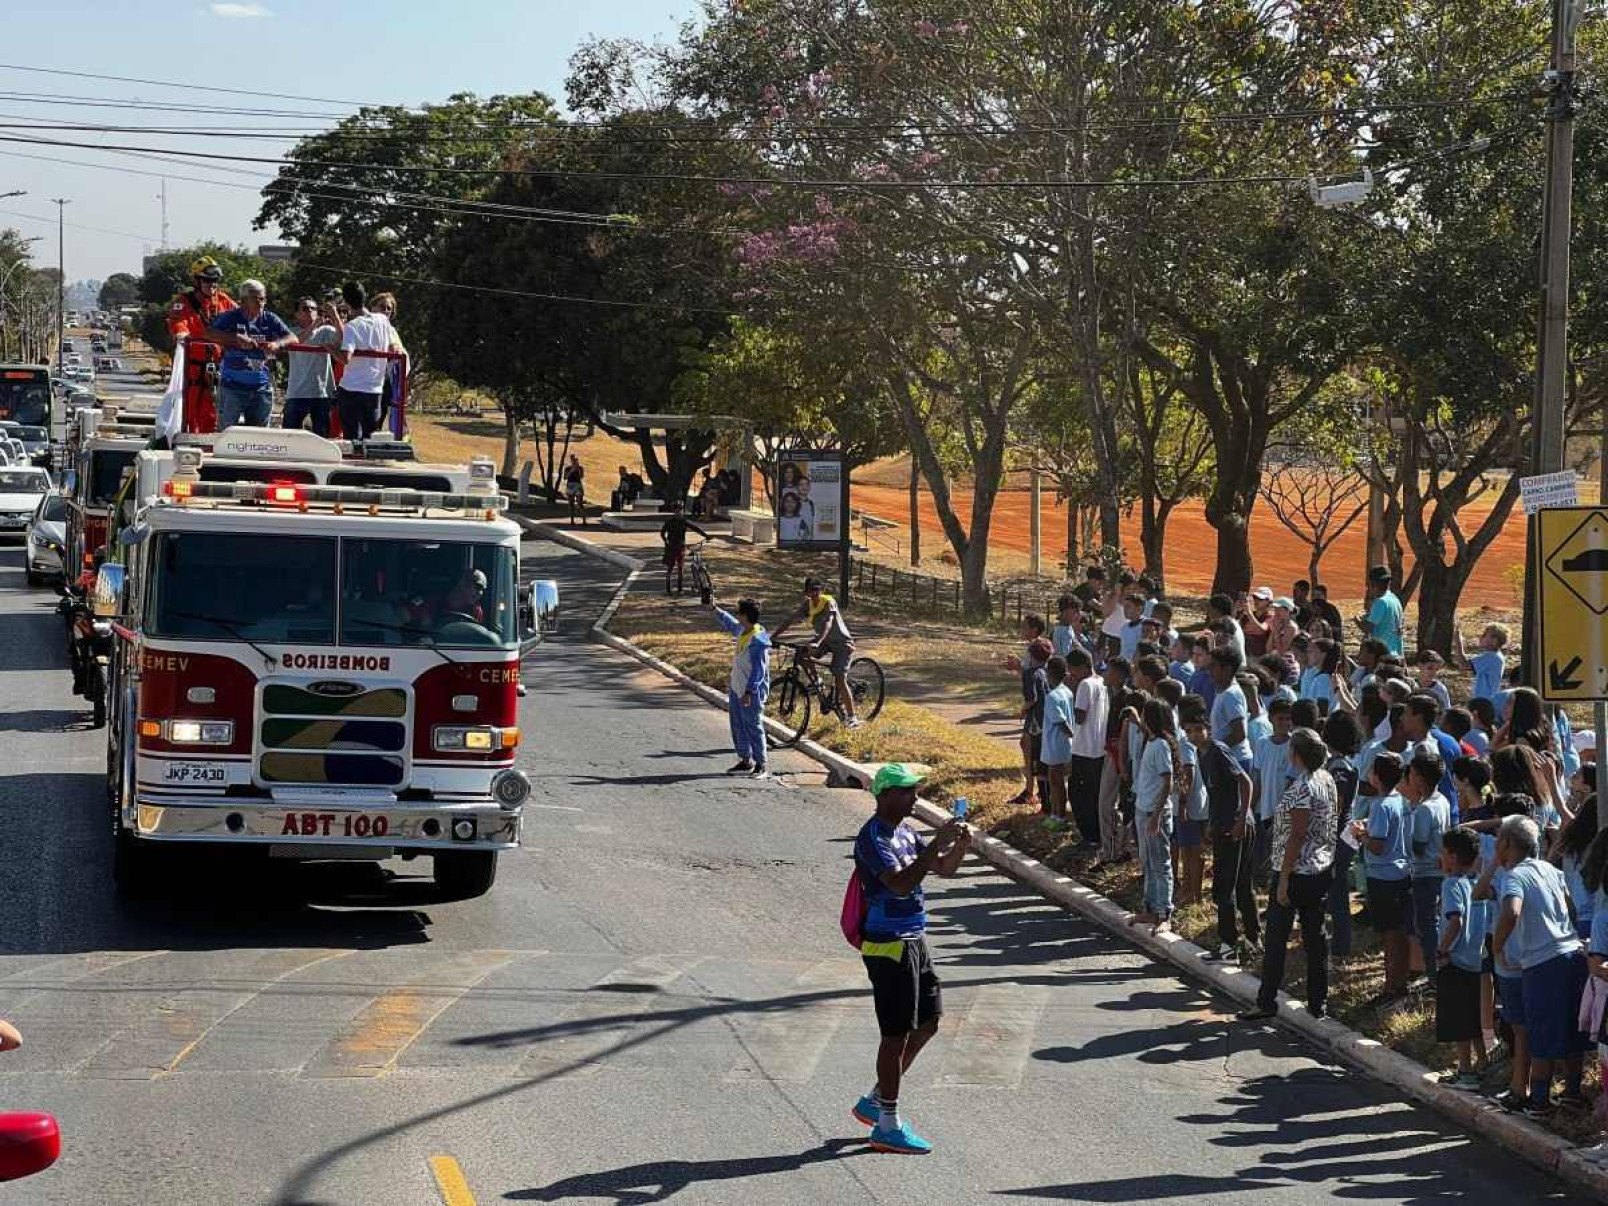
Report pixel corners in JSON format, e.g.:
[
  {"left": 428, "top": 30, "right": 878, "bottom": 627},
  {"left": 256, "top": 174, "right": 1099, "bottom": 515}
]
[
  {"left": 96, "top": 431, "right": 549, "bottom": 900},
  {"left": 62, "top": 408, "right": 148, "bottom": 579}
]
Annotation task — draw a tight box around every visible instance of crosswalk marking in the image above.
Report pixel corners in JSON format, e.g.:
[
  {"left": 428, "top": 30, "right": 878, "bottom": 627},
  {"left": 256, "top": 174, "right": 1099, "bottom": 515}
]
[
  {"left": 73, "top": 949, "right": 354, "bottom": 1079},
  {"left": 724, "top": 958, "right": 864, "bottom": 1085},
  {"left": 303, "top": 951, "right": 514, "bottom": 1079},
  {"left": 515, "top": 953, "right": 706, "bottom": 1078},
  {"left": 933, "top": 984, "right": 1050, "bottom": 1087}
]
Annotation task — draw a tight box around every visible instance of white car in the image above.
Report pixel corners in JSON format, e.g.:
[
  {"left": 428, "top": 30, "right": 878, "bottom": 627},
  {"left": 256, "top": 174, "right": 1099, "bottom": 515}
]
[
  {"left": 0, "top": 466, "right": 51, "bottom": 541},
  {"left": 24, "top": 490, "right": 67, "bottom": 586}
]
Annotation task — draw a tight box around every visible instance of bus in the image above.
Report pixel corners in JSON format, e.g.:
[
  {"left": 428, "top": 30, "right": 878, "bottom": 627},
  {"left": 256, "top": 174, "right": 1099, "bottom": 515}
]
[{"left": 0, "top": 366, "right": 56, "bottom": 440}]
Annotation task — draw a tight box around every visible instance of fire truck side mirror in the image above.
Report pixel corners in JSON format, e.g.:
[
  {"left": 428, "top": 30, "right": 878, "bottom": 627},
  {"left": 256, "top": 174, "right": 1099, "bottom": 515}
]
[
  {"left": 91, "top": 563, "right": 126, "bottom": 619},
  {"left": 0, "top": 1112, "right": 61, "bottom": 1182},
  {"left": 534, "top": 579, "right": 560, "bottom": 634}
]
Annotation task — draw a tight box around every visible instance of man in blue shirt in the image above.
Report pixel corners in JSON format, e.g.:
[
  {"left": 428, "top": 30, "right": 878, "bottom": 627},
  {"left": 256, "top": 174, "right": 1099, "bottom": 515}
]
[
  {"left": 1359, "top": 565, "right": 1404, "bottom": 656},
  {"left": 1493, "top": 815, "right": 1591, "bottom": 1115},
  {"left": 709, "top": 595, "right": 771, "bottom": 780},
  {"left": 851, "top": 764, "right": 969, "bottom": 1155},
  {"left": 206, "top": 278, "right": 294, "bottom": 429}
]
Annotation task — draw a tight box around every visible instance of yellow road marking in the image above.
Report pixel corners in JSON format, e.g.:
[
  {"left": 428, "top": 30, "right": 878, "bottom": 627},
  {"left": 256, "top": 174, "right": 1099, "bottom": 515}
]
[
  {"left": 305, "top": 950, "right": 513, "bottom": 1078},
  {"left": 429, "top": 1155, "right": 477, "bottom": 1206}
]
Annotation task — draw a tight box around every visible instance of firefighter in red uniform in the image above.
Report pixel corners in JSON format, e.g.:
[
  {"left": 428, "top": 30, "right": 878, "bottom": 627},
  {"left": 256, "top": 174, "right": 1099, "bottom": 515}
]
[{"left": 166, "top": 257, "right": 236, "bottom": 434}]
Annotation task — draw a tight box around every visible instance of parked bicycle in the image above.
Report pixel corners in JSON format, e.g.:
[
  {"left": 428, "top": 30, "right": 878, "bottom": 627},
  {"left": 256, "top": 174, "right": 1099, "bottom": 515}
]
[
  {"left": 766, "top": 639, "right": 885, "bottom": 746},
  {"left": 663, "top": 526, "right": 712, "bottom": 601}
]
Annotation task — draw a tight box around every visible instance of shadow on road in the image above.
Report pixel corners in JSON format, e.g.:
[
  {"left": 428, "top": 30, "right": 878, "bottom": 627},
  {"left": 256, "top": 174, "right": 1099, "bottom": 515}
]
[{"left": 504, "top": 1138, "right": 871, "bottom": 1203}]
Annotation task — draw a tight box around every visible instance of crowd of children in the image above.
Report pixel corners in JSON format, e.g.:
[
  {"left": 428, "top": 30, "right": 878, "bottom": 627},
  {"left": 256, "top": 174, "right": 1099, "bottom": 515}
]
[{"left": 1003, "top": 563, "right": 1608, "bottom": 1121}]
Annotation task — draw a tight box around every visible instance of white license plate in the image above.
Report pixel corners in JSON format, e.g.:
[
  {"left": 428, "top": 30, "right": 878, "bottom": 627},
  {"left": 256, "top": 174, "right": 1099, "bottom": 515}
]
[{"left": 160, "top": 761, "right": 227, "bottom": 785}]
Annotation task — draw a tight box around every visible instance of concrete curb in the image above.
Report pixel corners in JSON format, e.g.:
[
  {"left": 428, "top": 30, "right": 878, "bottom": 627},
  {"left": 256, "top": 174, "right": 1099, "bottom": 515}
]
[
  {"left": 524, "top": 516, "right": 1608, "bottom": 1201},
  {"left": 514, "top": 516, "right": 643, "bottom": 573}
]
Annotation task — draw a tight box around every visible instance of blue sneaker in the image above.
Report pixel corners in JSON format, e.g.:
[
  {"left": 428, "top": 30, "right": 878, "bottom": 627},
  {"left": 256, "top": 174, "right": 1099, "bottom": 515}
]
[
  {"left": 851, "top": 1095, "right": 879, "bottom": 1128},
  {"left": 869, "top": 1121, "right": 933, "bottom": 1154}
]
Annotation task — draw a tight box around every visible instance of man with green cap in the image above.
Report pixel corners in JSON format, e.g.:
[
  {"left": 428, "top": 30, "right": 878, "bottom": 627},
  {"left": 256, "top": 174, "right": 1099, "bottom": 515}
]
[{"left": 851, "top": 763, "right": 970, "bottom": 1154}]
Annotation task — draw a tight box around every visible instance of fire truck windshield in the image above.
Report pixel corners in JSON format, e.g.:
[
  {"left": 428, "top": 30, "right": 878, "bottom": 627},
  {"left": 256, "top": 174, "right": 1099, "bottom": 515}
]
[
  {"left": 147, "top": 532, "right": 518, "bottom": 649},
  {"left": 0, "top": 373, "right": 50, "bottom": 426},
  {"left": 150, "top": 532, "right": 337, "bottom": 644},
  {"left": 341, "top": 538, "right": 516, "bottom": 648},
  {"left": 88, "top": 448, "right": 139, "bottom": 505}
]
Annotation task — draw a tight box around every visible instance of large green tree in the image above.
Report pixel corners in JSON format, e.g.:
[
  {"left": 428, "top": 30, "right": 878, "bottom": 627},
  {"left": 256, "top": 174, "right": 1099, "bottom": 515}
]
[{"left": 423, "top": 109, "right": 741, "bottom": 504}]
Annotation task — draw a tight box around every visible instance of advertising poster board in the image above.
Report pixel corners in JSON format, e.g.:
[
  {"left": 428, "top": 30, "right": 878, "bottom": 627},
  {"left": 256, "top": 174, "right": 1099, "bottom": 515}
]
[{"left": 775, "top": 451, "right": 846, "bottom": 551}]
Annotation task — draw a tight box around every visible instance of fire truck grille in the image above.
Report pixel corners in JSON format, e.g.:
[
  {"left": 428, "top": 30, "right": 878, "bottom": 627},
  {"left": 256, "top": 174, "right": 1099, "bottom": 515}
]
[{"left": 259, "top": 684, "right": 410, "bottom": 787}]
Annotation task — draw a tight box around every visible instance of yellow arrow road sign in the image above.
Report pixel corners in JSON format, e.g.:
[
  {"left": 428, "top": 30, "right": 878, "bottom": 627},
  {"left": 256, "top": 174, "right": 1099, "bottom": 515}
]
[{"left": 1539, "top": 506, "right": 1608, "bottom": 701}]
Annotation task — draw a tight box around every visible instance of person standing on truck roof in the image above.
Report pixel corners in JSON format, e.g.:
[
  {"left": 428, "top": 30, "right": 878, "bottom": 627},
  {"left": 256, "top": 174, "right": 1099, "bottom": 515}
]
[
  {"left": 369, "top": 292, "right": 409, "bottom": 438},
  {"left": 333, "top": 281, "right": 397, "bottom": 440},
  {"left": 207, "top": 279, "right": 294, "bottom": 429},
  {"left": 283, "top": 296, "right": 343, "bottom": 437},
  {"left": 167, "top": 256, "right": 235, "bottom": 433}
]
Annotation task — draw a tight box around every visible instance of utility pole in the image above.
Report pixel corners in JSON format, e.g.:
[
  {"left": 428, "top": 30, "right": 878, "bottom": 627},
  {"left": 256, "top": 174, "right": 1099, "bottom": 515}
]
[
  {"left": 1522, "top": 0, "right": 1580, "bottom": 686},
  {"left": 158, "top": 179, "right": 169, "bottom": 250},
  {"left": 51, "top": 198, "right": 68, "bottom": 372}
]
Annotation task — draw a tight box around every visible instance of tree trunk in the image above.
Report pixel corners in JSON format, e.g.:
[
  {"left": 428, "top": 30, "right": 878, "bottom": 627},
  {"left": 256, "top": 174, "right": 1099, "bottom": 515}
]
[
  {"left": 1065, "top": 492, "right": 1079, "bottom": 574},
  {"left": 1211, "top": 513, "right": 1254, "bottom": 597},
  {"left": 1139, "top": 494, "right": 1172, "bottom": 590},
  {"left": 908, "top": 457, "right": 921, "bottom": 566},
  {"left": 500, "top": 408, "right": 520, "bottom": 479},
  {"left": 1413, "top": 558, "right": 1469, "bottom": 658}
]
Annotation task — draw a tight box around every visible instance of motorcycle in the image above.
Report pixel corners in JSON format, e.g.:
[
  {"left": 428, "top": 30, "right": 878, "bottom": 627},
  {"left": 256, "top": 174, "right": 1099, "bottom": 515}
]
[{"left": 58, "top": 586, "right": 111, "bottom": 729}]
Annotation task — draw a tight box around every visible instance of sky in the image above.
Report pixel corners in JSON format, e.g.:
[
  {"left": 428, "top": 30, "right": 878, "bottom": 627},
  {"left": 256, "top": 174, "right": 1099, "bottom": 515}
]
[{"left": 0, "top": 0, "right": 699, "bottom": 284}]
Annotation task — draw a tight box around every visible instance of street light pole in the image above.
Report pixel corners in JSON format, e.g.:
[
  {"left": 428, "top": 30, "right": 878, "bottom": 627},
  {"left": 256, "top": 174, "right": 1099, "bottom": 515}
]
[{"left": 51, "top": 198, "right": 68, "bottom": 373}]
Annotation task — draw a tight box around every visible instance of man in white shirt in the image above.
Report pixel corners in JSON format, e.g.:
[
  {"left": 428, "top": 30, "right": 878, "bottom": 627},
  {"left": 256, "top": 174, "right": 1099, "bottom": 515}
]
[{"left": 334, "top": 281, "right": 397, "bottom": 439}]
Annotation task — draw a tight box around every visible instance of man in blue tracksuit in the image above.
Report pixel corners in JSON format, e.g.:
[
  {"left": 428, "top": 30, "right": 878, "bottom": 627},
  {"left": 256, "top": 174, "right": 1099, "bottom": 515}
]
[{"left": 711, "top": 596, "right": 772, "bottom": 780}]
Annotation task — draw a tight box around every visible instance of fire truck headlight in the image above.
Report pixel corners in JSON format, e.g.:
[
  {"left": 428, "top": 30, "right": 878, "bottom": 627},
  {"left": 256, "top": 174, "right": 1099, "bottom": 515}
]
[
  {"left": 491, "top": 769, "right": 531, "bottom": 809},
  {"left": 434, "top": 725, "right": 495, "bottom": 751},
  {"left": 167, "top": 719, "right": 234, "bottom": 745}
]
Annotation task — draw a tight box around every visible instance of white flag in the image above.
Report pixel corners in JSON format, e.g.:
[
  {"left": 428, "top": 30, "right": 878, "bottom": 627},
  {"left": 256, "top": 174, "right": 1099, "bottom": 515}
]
[{"left": 156, "top": 339, "right": 187, "bottom": 439}]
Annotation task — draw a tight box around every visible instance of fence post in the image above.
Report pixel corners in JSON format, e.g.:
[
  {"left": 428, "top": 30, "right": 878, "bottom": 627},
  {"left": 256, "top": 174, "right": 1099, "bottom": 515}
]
[
  {"left": 954, "top": 580, "right": 960, "bottom": 611},
  {"left": 932, "top": 576, "right": 938, "bottom": 607},
  {"left": 1015, "top": 590, "right": 1023, "bottom": 623},
  {"left": 871, "top": 563, "right": 878, "bottom": 591},
  {"left": 912, "top": 571, "right": 919, "bottom": 607}
]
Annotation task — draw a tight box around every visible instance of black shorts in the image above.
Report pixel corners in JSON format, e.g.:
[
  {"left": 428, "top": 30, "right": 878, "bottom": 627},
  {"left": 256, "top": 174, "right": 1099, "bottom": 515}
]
[
  {"left": 1436, "top": 965, "right": 1482, "bottom": 1042},
  {"left": 823, "top": 642, "right": 853, "bottom": 676},
  {"left": 1366, "top": 877, "right": 1412, "bottom": 933},
  {"left": 863, "top": 937, "right": 942, "bottom": 1037}
]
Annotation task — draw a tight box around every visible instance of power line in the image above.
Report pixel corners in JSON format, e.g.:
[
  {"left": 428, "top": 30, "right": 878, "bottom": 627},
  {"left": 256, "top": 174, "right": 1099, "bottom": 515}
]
[
  {"left": 0, "top": 205, "right": 158, "bottom": 243},
  {"left": 0, "top": 130, "right": 1373, "bottom": 189},
  {"left": 0, "top": 89, "right": 350, "bottom": 120},
  {"left": 0, "top": 61, "right": 375, "bottom": 108},
  {"left": 288, "top": 258, "right": 734, "bottom": 313}
]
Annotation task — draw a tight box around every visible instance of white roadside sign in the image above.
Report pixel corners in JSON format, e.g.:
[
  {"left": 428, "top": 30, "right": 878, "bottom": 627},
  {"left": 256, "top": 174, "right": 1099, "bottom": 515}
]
[{"left": 1521, "top": 470, "right": 1580, "bottom": 516}]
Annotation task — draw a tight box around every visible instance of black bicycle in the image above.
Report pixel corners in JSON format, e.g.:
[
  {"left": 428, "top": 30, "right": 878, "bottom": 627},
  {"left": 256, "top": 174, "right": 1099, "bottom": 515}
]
[
  {"left": 665, "top": 539, "right": 714, "bottom": 603},
  {"left": 765, "top": 640, "right": 886, "bottom": 747}
]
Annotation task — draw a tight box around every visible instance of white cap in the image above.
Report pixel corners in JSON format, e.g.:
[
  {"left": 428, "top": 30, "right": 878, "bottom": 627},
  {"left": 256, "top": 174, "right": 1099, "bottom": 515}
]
[
  {"left": 1572, "top": 730, "right": 1596, "bottom": 754},
  {"left": 1251, "top": 586, "right": 1274, "bottom": 601}
]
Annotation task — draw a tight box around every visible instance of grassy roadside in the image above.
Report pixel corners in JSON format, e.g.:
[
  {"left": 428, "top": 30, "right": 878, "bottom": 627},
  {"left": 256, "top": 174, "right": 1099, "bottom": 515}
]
[{"left": 610, "top": 541, "right": 1602, "bottom": 1143}]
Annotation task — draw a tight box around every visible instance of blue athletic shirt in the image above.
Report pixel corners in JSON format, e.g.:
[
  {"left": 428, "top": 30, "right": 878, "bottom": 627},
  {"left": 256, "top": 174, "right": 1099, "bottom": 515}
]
[
  {"left": 1440, "top": 874, "right": 1489, "bottom": 973},
  {"left": 1469, "top": 650, "right": 1504, "bottom": 703},
  {"left": 855, "top": 816, "right": 928, "bottom": 941},
  {"left": 1364, "top": 792, "right": 1410, "bottom": 881},
  {"left": 1502, "top": 858, "right": 1582, "bottom": 970}
]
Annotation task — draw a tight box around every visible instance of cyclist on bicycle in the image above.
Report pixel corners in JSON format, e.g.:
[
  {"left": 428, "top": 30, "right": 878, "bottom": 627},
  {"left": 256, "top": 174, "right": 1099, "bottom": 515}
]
[
  {"left": 659, "top": 500, "right": 707, "bottom": 596},
  {"left": 772, "top": 575, "right": 862, "bottom": 728}
]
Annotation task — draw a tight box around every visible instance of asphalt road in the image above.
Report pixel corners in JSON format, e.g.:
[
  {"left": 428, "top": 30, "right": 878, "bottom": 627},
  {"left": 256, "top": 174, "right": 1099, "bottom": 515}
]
[{"left": 0, "top": 536, "right": 1582, "bottom": 1204}]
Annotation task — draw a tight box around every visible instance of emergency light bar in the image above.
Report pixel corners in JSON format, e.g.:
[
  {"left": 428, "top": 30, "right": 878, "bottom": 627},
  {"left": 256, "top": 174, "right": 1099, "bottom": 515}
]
[{"left": 159, "top": 477, "right": 508, "bottom": 514}]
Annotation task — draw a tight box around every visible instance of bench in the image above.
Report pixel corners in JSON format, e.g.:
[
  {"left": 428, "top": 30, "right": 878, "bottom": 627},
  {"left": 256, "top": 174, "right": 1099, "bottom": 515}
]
[{"left": 729, "top": 508, "right": 776, "bottom": 545}]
